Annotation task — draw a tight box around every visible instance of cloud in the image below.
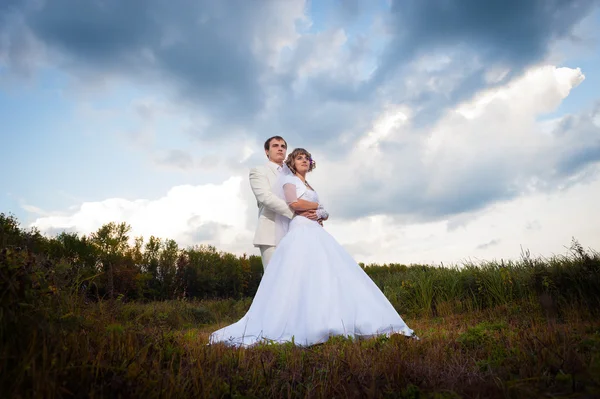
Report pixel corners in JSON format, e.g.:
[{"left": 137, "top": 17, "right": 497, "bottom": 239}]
[
  {"left": 31, "top": 177, "right": 253, "bottom": 253},
  {"left": 385, "top": 0, "right": 597, "bottom": 65},
  {"left": 551, "top": 104, "right": 600, "bottom": 179},
  {"left": 1, "top": 0, "right": 307, "bottom": 132},
  {"left": 526, "top": 220, "right": 542, "bottom": 231},
  {"left": 379, "top": 0, "right": 599, "bottom": 78},
  {"left": 477, "top": 239, "right": 501, "bottom": 250},
  {"left": 0, "top": 3, "right": 46, "bottom": 79},
  {"left": 367, "top": 0, "right": 600, "bottom": 126},
  {"left": 155, "top": 149, "right": 194, "bottom": 170},
  {"left": 40, "top": 226, "right": 78, "bottom": 237},
  {"left": 319, "top": 170, "right": 600, "bottom": 265},
  {"left": 313, "top": 65, "right": 599, "bottom": 222},
  {"left": 21, "top": 204, "right": 50, "bottom": 216}
]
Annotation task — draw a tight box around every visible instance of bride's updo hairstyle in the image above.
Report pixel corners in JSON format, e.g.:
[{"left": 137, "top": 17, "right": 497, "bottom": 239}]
[{"left": 285, "top": 148, "right": 316, "bottom": 174}]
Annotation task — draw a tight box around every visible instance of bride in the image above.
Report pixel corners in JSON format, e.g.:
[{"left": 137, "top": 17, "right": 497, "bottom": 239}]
[{"left": 209, "top": 148, "right": 416, "bottom": 347}]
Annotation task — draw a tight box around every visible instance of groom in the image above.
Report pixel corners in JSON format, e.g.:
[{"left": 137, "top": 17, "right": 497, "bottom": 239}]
[{"left": 249, "top": 136, "right": 318, "bottom": 270}]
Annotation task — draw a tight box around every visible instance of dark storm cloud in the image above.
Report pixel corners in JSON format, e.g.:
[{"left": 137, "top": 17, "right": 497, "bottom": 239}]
[
  {"left": 368, "top": 0, "right": 600, "bottom": 126},
  {"left": 378, "top": 0, "right": 598, "bottom": 79},
  {"left": 0, "top": 0, "right": 21, "bottom": 14},
  {"left": 2, "top": 0, "right": 277, "bottom": 125}
]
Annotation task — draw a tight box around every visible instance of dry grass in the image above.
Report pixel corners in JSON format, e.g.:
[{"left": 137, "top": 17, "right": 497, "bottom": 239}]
[{"left": 2, "top": 298, "right": 599, "bottom": 399}]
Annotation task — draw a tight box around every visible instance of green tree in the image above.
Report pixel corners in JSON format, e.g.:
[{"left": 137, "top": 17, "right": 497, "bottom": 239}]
[
  {"left": 159, "top": 239, "right": 179, "bottom": 298},
  {"left": 90, "top": 222, "right": 131, "bottom": 299}
]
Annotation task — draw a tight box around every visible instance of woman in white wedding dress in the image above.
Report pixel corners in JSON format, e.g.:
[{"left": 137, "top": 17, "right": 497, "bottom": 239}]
[{"left": 209, "top": 148, "right": 415, "bottom": 347}]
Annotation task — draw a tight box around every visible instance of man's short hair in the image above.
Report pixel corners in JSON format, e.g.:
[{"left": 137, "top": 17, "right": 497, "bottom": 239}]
[{"left": 264, "top": 136, "right": 287, "bottom": 151}]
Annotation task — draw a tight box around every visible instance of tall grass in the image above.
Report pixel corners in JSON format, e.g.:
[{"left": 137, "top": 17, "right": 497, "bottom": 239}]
[{"left": 364, "top": 241, "right": 600, "bottom": 318}]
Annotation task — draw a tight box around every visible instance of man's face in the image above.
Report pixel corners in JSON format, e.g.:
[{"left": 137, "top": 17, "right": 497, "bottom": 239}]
[{"left": 266, "top": 139, "right": 287, "bottom": 164}]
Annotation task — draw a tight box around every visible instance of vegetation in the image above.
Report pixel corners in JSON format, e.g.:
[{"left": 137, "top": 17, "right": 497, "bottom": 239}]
[{"left": 1, "top": 212, "right": 599, "bottom": 397}]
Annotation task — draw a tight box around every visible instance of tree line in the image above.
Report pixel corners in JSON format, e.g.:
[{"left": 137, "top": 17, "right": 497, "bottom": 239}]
[
  {"left": 1, "top": 213, "right": 263, "bottom": 301},
  {"left": 2, "top": 212, "right": 599, "bottom": 317}
]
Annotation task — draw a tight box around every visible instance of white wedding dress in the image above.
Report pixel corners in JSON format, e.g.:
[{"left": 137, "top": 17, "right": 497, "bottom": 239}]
[{"left": 209, "top": 176, "right": 415, "bottom": 347}]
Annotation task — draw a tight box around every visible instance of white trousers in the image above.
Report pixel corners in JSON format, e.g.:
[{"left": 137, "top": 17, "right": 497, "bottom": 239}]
[{"left": 258, "top": 245, "right": 276, "bottom": 271}]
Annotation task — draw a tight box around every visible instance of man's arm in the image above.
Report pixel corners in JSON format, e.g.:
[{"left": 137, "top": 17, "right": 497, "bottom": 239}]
[{"left": 249, "top": 167, "right": 294, "bottom": 219}]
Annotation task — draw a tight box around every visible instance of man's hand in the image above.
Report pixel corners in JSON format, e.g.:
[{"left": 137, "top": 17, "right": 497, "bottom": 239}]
[{"left": 296, "top": 209, "right": 318, "bottom": 221}]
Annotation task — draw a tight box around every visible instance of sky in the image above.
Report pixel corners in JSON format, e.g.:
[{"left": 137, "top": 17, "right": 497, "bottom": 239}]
[{"left": 1, "top": 0, "right": 600, "bottom": 266}]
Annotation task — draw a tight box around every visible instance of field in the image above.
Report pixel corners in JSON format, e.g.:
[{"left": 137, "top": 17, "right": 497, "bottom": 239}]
[
  {"left": 3, "top": 298, "right": 600, "bottom": 398},
  {"left": 1, "top": 213, "right": 600, "bottom": 398}
]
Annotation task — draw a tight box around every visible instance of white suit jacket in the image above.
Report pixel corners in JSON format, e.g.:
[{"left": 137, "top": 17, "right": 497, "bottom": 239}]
[{"left": 249, "top": 162, "right": 295, "bottom": 247}]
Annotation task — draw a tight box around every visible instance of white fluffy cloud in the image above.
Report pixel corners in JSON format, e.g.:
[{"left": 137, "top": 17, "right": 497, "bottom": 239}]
[{"left": 31, "top": 177, "right": 254, "bottom": 254}]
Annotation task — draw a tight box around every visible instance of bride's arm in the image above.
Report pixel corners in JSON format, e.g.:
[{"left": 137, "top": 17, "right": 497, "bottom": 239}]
[{"left": 284, "top": 183, "right": 319, "bottom": 211}]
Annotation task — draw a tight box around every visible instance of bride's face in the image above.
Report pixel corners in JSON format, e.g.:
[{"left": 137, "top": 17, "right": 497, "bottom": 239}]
[{"left": 294, "top": 154, "right": 310, "bottom": 174}]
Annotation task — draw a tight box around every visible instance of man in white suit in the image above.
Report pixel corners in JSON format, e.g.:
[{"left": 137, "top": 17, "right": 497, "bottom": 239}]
[{"left": 249, "top": 136, "right": 318, "bottom": 270}]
